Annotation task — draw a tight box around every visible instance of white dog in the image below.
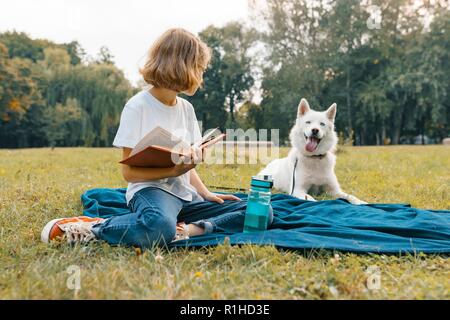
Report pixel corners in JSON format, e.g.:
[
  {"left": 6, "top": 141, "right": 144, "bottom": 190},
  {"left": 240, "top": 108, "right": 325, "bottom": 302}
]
[{"left": 258, "top": 98, "right": 366, "bottom": 205}]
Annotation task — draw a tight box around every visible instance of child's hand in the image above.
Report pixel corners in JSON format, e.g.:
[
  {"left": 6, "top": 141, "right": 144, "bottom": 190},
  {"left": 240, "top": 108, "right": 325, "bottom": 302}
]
[
  {"left": 190, "top": 146, "right": 204, "bottom": 164},
  {"left": 203, "top": 192, "right": 241, "bottom": 204},
  {"left": 171, "top": 147, "right": 203, "bottom": 177}
]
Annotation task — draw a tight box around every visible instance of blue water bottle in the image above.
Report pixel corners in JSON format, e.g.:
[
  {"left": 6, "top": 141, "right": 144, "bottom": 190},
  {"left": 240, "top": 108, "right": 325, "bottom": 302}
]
[{"left": 243, "top": 175, "right": 273, "bottom": 233}]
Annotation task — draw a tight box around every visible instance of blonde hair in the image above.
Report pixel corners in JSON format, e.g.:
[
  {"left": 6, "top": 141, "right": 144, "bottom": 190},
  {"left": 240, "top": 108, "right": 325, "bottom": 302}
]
[{"left": 140, "top": 28, "right": 211, "bottom": 92}]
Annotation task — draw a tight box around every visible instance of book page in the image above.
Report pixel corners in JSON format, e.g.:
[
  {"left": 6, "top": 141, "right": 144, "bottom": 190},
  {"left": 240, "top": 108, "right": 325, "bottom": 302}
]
[
  {"left": 193, "top": 127, "right": 222, "bottom": 148},
  {"left": 130, "top": 126, "right": 190, "bottom": 156}
]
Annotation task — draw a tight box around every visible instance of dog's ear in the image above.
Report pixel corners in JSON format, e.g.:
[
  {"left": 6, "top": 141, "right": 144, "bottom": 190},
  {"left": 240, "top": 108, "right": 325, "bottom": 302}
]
[
  {"left": 326, "top": 103, "right": 337, "bottom": 122},
  {"left": 297, "top": 98, "right": 310, "bottom": 117}
]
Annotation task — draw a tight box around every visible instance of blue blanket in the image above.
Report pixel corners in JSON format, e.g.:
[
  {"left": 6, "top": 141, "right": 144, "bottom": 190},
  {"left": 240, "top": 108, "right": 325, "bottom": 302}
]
[{"left": 81, "top": 188, "right": 450, "bottom": 253}]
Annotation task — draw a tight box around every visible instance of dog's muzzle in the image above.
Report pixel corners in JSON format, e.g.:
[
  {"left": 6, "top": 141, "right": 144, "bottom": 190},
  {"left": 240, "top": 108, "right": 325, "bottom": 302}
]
[{"left": 304, "top": 133, "right": 321, "bottom": 152}]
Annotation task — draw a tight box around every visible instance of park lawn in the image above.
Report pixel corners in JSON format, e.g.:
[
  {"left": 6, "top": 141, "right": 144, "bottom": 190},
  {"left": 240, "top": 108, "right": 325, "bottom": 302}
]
[{"left": 0, "top": 145, "right": 449, "bottom": 299}]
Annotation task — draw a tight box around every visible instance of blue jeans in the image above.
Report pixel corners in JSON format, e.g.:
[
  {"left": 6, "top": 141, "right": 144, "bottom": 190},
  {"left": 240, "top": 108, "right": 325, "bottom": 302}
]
[{"left": 92, "top": 187, "right": 273, "bottom": 248}]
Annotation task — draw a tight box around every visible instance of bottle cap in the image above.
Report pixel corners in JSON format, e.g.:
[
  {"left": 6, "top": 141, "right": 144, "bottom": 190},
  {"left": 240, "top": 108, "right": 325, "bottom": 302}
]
[{"left": 250, "top": 175, "right": 273, "bottom": 189}]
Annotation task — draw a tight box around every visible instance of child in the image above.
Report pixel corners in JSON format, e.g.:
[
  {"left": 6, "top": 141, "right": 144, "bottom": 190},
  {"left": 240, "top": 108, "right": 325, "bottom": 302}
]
[{"left": 41, "top": 28, "right": 259, "bottom": 248}]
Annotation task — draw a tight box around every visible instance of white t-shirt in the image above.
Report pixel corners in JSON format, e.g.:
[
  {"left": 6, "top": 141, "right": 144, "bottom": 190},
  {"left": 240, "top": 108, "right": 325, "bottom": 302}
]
[{"left": 112, "top": 89, "right": 203, "bottom": 206}]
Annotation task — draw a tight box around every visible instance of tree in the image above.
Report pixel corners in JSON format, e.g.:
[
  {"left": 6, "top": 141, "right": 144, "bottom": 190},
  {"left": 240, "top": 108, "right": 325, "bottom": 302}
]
[
  {"left": 0, "top": 42, "right": 41, "bottom": 147},
  {"left": 96, "top": 46, "right": 114, "bottom": 65},
  {"left": 0, "top": 31, "right": 45, "bottom": 62},
  {"left": 187, "top": 23, "right": 256, "bottom": 130},
  {"left": 352, "top": 0, "right": 449, "bottom": 144},
  {"left": 253, "top": 0, "right": 450, "bottom": 145},
  {"left": 46, "top": 98, "right": 85, "bottom": 147},
  {"left": 39, "top": 47, "right": 71, "bottom": 71},
  {"left": 219, "top": 23, "right": 256, "bottom": 125},
  {"left": 256, "top": 0, "right": 333, "bottom": 143},
  {"left": 43, "top": 62, "right": 133, "bottom": 146},
  {"left": 0, "top": 31, "right": 134, "bottom": 148},
  {"left": 326, "top": 0, "right": 368, "bottom": 136},
  {"left": 63, "top": 41, "right": 84, "bottom": 65},
  {"left": 414, "top": 7, "right": 450, "bottom": 143}
]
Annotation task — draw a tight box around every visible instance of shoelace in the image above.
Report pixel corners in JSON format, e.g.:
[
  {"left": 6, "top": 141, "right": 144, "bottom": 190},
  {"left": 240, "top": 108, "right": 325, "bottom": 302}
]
[{"left": 59, "top": 221, "right": 97, "bottom": 244}]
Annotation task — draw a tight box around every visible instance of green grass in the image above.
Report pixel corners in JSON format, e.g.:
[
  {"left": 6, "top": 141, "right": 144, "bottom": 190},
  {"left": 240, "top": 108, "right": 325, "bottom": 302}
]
[{"left": 0, "top": 146, "right": 449, "bottom": 299}]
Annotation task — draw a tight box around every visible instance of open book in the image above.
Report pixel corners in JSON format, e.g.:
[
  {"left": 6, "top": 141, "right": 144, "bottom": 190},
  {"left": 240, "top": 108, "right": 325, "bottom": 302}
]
[{"left": 119, "top": 126, "right": 225, "bottom": 167}]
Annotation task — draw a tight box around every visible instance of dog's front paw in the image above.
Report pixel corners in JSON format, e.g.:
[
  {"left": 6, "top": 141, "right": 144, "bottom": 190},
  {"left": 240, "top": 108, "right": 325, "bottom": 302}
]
[
  {"left": 292, "top": 191, "right": 317, "bottom": 202},
  {"left": 350, "top": 198, "right": 367, "bottom": 205},
  {"left": 336, "top": 192, "right": 367, "bottom": 205},
  {"left": 305, "top": 194, "right": 317, "bottom": 201}
]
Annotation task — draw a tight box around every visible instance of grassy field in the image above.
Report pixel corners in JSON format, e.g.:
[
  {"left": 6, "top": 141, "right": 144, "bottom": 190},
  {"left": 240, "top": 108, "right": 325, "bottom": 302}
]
[{"left": 0, "top": 145, "right": 449, "bottom": 299}]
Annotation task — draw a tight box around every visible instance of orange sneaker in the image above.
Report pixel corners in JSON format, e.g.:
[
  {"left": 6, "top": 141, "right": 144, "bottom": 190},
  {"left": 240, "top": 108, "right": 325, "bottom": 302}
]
[{"left": 41, "top": 216, "right": 105, "bottom": 244}]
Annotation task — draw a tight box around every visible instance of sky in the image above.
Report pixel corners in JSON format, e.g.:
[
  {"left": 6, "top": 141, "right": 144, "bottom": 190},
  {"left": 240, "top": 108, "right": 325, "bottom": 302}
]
[{"left": 0, "top": 0, "right": 250, "bottom": 85}]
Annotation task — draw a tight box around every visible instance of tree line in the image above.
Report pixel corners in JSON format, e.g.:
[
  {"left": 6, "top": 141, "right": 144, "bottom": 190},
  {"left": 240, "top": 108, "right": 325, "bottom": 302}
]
[
  {"left": 0, "top": 0, "right": 448, "bottom": 148},
  {"left": 0, "top": 32, "right": 134, "bottom": 147}
]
